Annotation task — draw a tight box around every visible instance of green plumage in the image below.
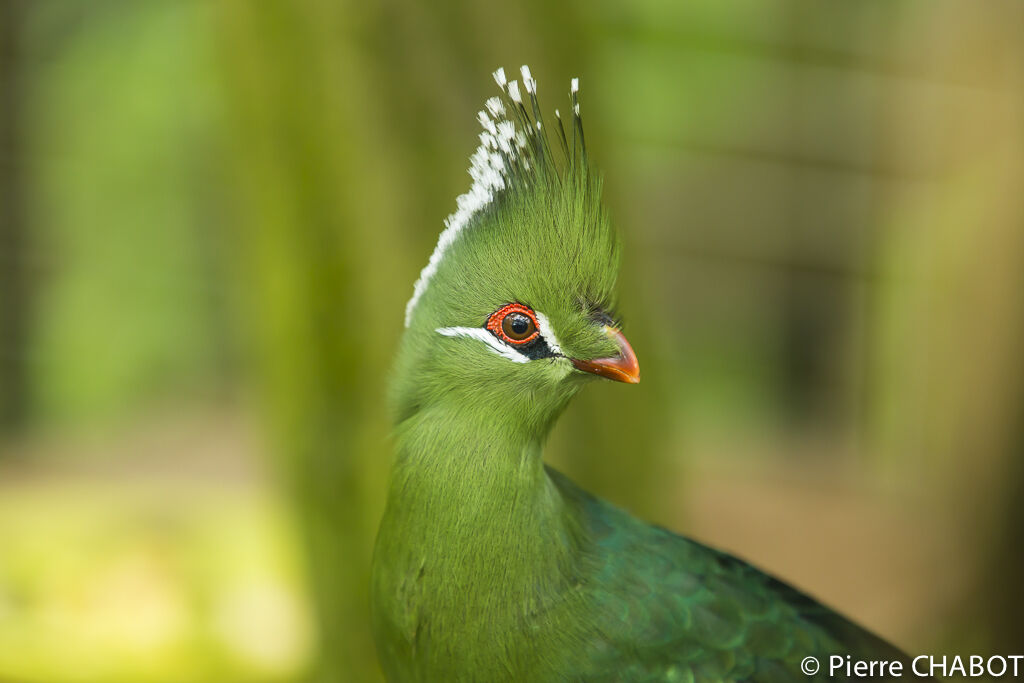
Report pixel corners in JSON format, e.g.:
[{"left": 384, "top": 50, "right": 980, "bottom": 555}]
[{"left": 372, "top": 67, "right": 915, "bottom": 682}]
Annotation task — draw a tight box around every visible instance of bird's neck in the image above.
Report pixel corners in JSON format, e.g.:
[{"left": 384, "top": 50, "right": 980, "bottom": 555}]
[{"left": 378, "top": 398, "right": 585, "bottom": 607}]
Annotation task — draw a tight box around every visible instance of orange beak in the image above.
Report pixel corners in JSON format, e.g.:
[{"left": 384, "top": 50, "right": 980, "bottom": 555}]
[{"left": 571, "top": 327, "right": 640, "bottom": 384}]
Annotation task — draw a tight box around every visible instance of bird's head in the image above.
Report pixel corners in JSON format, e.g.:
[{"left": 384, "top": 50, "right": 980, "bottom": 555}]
[{"left": 393, "top": 67, "right": 638, "bottom": 437}]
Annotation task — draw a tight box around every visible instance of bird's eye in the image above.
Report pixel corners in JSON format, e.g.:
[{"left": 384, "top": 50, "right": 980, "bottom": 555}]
[
  {"left": 487, "top": 303, "right": 539, "bottom": 345},
  {"left": 503, "top": 313, "right": 534, "bottom": 340}
]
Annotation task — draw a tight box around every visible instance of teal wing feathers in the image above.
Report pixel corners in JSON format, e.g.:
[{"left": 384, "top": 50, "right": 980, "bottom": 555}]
[{"left": 547, "top": 469, "right": 920, "bottom": 682}]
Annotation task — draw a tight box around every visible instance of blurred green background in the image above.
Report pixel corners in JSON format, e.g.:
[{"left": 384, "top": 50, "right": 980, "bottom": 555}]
[{"left": 2, "top": 1, "right": 1023, "bottom": 681}]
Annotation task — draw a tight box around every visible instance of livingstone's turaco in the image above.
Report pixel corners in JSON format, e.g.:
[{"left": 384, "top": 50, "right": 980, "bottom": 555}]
[{"left": 372, "top": 66, "right": 922, "bottom": 682}]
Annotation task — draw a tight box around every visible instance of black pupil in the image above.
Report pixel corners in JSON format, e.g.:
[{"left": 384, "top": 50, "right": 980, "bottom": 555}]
[{"left": 504, "top": 313, "right": 532, "bottom": 339}]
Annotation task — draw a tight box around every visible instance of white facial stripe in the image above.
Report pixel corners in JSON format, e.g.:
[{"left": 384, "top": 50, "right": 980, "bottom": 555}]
[
  {"left": 436, "top": 307, "right": 562, "bottom": 364},
  {"left": 436, "top": 327, "right": 529, "bottom": 363},
  {"left": 533, "top": 311, "right": 563, "bottom": 356}
]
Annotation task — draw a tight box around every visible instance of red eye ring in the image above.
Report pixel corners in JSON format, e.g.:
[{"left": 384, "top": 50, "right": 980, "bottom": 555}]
[{"left": 487, "top": 303, "right": 540, "bottom": 345}]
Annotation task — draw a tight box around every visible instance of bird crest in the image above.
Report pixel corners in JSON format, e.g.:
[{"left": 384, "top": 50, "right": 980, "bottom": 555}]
[{"left": 403, "top": 65, "right": 593, "bottom": 328}]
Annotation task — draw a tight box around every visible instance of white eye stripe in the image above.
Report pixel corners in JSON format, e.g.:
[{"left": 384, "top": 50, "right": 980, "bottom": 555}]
[
  {"left": 436, "top": 308, "right": 565, "bottom": 364},
  {"left": 436, "top": 327, "right": 529, "bottom": 363}
]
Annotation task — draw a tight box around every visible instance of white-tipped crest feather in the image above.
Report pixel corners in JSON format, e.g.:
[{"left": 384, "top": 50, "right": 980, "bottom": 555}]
[
  {"left": 507, "top": 80, "right": 522, "bottom": 103},
  {"left": 521, "top": 65, "right": 536, "bottom": 94},
  {"left": 404, "top": 67, "right": 583, "bottom": 327}
]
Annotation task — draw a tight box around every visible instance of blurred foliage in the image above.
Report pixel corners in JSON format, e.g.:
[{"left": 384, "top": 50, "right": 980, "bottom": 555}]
[
  {"left": 0, "top": 474, "right": 311, "bottom": 682},
  {"left": 1, "top": 0, "right": 1023, "bottom": 681},
  {"left": 26, "top": 0, "right": 229, "bottom": 426}
]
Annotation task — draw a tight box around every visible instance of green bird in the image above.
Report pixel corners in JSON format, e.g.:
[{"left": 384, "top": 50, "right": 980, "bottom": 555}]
[{"left": 372, "top": 66, "right": 919, "bottom": 682}]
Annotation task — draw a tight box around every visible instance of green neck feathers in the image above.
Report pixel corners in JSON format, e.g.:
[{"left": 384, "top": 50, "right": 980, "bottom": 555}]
[{"left": 373, "top": 396, "right": 589, "bottom": 679}]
